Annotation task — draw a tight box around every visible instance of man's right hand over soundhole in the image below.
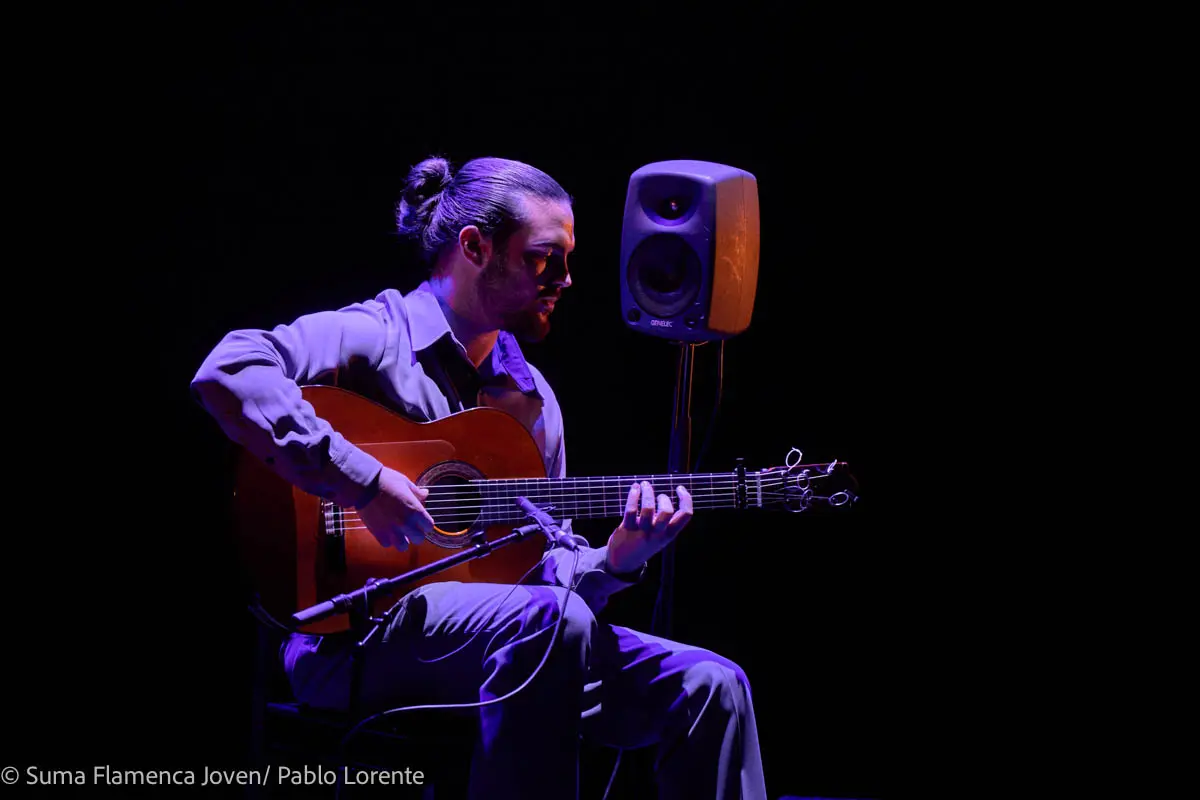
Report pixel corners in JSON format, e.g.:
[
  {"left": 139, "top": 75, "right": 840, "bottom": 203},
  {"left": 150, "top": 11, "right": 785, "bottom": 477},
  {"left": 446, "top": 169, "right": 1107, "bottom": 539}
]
[{"left": 355, "top": 466, "right": 435, "bottom": 551}]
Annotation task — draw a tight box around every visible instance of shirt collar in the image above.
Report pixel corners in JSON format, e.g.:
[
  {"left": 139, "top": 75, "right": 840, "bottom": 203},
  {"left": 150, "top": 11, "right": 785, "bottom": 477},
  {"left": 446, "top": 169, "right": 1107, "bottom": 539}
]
[
  {"left": 405, "top": 281, "right": 539, "bottom": 395},
  {"left": 488, "top": 330, "right": 538, "bottom": 394}
]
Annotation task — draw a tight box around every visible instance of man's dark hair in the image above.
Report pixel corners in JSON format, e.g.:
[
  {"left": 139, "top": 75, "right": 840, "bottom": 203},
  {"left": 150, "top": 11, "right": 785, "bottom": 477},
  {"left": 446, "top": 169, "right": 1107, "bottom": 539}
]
[{"left": 396, "top": 156, "right": 571, "bottom": 268}]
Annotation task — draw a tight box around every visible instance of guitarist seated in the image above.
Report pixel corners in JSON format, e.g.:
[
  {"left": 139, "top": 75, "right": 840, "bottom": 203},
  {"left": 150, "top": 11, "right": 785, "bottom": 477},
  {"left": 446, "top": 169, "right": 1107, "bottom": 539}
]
[{"left": 191, "top": 155, "right": 766, "bottom": 800}]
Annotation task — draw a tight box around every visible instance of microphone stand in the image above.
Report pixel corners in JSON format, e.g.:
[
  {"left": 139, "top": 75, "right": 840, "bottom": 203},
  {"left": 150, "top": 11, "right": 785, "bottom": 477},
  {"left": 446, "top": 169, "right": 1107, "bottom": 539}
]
[{"left": 288, "top": 497, "right": 573, "bottom": 725}]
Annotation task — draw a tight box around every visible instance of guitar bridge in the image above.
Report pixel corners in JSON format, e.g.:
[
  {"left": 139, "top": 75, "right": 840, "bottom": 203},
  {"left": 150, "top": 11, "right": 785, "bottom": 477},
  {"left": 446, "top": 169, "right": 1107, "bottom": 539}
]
[{"left": 320, "top": 501, "right": 347, "bottom": 574}]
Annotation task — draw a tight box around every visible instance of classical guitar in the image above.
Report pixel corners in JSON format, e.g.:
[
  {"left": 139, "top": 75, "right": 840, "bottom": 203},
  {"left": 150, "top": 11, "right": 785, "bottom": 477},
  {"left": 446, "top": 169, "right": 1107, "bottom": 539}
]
[{"left": 235, "top": 385, "right": 857, "bottom": 634}]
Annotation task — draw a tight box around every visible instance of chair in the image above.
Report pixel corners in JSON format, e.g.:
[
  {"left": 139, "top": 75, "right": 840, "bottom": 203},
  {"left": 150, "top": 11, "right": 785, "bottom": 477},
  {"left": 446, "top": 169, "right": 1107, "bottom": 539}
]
[{"left": 248, "top": 622, "right": 477, "bottom": 799}]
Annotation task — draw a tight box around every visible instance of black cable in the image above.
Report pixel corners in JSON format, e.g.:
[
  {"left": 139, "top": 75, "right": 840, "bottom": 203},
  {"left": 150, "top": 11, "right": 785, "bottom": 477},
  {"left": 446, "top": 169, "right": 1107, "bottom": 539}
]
[
  {"left": 650, "top": 339, "right": 726, "bottom": 636},
  {"left": 601, "top": 747, "right": 624, "bottom": 800},
  {"left": 692, "top": 340, "right": 725, "bottom": 473},
  {"left": 255, "top": 531, "right": 561, "bottom": 707},
  {"left": 334, "top": 547, "right": 582, "bottom": 799},
  {"left": 415, "top": 547, "right": 558, "bottom": 665},
  {"left": 248, "top": 597, "right": 297, "bottom": 634},
  {"left": 624, "top": 340, "right": 727, "bottom": 795}
]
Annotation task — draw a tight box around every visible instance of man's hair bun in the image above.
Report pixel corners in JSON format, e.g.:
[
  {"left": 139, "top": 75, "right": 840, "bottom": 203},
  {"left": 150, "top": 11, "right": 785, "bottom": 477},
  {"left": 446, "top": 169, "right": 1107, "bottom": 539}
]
[{"left": 396, "top": 157, "right": 453, "bottom": 238}]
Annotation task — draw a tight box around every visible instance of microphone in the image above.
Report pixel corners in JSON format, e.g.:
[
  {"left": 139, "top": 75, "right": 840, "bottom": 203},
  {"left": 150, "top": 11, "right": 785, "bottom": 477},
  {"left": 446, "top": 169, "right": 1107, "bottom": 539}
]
[{"left": 514, "top": 496, "right": 578, "bottom": 551}]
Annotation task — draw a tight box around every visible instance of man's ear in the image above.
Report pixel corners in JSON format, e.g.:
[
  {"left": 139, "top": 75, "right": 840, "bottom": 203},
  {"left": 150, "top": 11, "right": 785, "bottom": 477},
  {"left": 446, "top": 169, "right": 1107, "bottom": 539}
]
[{"left": 458, "top": 225, "right": 491, "bottom": 268}]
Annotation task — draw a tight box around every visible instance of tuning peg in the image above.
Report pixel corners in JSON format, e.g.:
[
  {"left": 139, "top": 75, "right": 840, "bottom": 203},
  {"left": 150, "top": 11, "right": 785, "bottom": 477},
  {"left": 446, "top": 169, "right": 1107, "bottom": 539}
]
[
  {"left": 786, "top": 448, "right": 803, "bottom": 468},
  {"left": 828, "top": 490, "right": 856, "bottom": 506}
]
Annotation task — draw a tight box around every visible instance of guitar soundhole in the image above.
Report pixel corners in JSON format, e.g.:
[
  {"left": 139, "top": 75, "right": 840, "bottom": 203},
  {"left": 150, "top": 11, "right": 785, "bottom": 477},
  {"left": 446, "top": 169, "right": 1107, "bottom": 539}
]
[{"left": 417, "top": 460, "right": 486, "bottom": 549}]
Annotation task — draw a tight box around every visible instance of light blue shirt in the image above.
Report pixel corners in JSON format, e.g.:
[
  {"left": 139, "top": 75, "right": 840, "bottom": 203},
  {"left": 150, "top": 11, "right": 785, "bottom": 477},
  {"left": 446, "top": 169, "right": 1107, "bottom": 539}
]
[{"left": 191, "top": 281, "right": 635, "bottom": 615}]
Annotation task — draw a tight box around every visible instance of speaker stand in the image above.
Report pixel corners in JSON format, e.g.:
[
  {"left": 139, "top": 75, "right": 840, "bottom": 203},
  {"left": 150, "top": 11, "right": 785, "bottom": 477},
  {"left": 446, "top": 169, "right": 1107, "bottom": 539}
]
[{"left": 653, "top": 341, "right": 697, "bottom": 639}]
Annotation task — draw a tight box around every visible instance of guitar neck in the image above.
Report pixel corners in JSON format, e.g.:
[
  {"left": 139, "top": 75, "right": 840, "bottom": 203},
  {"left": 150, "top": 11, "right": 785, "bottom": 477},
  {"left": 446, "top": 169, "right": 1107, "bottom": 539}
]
[{"left": 472, "top": 471, "right": 753, "bottom": 524}]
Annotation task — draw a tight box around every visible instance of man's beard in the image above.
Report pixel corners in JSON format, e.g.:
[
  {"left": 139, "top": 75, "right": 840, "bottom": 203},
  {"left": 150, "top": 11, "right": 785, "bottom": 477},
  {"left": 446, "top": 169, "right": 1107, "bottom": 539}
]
[{"left": 479, "top": 251, "right": 553, "bottom": 342}]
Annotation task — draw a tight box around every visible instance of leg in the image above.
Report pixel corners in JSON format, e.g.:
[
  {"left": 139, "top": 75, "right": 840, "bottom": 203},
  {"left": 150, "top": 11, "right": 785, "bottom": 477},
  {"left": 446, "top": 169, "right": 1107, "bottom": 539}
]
[
  {"left": 581, "top": 625, "right": 767, "bottom": 800},
  {"left": 282, "top": 581, "right": 597, "bottom": 800}
]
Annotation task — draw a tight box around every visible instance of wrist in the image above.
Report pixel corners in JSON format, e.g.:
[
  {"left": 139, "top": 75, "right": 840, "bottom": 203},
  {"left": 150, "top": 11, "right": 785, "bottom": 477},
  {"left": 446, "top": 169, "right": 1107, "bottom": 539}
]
[
  {"left": 354, "top": 468, "right": 383, "bottom": 508},
  {"left": 604, "top": 552, "right": 647, "bottom": 582}
]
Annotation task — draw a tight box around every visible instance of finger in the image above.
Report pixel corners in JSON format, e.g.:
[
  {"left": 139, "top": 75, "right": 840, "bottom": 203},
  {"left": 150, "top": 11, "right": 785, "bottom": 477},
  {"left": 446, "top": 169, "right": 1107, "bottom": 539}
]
[
  {"left": 370, "top": 523, "right": 395, "bottom": 550},
  {"left": 677, "top": 485, "right": 692, "bottom": 510},
  {"left": 403, "top": 521, "right": 425, "bottom": 546},
  {"left": 623, "top": 482, "right": 640, "bottom": 529},
  {"left": 639, "top": 481, "right": 655, "bottom": 532},
  {"left": 406, "top": 485, "right": 429, "bottom": 509},
  {"left": 403, "top": 513, "right": 432, "bottom": 546},
  {"left": 388, "top": 524, "right": 409, "bottom": 551},
  {"left": 665, "top": 485, "right": 694, "bottom": 538},
  {"left": 653, "top": 493, "right": 673, "bottom": 534}
]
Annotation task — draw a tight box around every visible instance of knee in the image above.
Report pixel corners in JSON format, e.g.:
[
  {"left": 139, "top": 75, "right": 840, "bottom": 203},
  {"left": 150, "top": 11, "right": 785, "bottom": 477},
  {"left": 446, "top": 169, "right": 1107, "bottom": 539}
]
[
  {"left": 523, "top": 587, "right": 598, "bottom": 651},
  {"left": 687, "top": 657, "right": 751, "bottom": 717},
  {"left": 562, "top": 598, "right": 598, "bottom": 647}
]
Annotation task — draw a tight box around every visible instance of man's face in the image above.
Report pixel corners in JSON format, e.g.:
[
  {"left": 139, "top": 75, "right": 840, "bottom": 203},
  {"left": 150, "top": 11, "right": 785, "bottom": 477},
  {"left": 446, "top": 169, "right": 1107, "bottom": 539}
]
[{"left": 479, "top": 196, "right": 575, "bottom": 342}]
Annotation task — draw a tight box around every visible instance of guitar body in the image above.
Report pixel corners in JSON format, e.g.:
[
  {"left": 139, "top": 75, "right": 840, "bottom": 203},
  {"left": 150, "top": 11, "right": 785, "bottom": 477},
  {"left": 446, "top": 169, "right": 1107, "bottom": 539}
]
[{"left": 234, "top": 385, "right": 550, "bottom": 634}]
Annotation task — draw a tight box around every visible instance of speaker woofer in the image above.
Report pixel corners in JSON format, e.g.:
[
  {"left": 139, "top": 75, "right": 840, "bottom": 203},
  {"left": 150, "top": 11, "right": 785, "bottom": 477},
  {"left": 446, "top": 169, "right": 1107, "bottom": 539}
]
[{"left": 626, "top": 234, "right": 702, "bottom": 318}]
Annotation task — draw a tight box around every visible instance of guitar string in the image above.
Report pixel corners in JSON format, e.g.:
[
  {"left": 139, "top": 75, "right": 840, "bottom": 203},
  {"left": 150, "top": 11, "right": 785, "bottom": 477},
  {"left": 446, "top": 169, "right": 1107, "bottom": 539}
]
[
  {"left": 336, "top": 498, "right": 746, "bottom": 525},
  {"left": 410, "top": 475, "right": 829, "bottom": 502},
  {"left": 413, "top": 482, "right": 823, "bottom": 510},
  {"left": 332, "top": 497, "right": 846, "bottom": 533},
  {"left": 351, "top": 490, "right": 744, "bottom": 515},
  {"left": 318, "top": 474, "right": 834, "bottom": 526},
  {"left": 322, "top": 480, "right": 826, "bottom": 521},
  {"left": 339, "top": 497, "right": 748, "bottom": 516},
  {"left": 409, "top": 470, "right": 833, "bottom": 497},
  {"left": 402, "top": 467, "right": 837, "bottom": 495},
  {"left": 332, "top": 502, "right": 782, "bottom": 533},
  {"left": 420, "top": 487, "right": 752, "bottom": 507},
  {"left": 330, "top": 497, "right": 835, "bottom": 529},
  {"left": 416, "top": 478, "right": 746, "bottom": 499},
  {"left": 415, "top": 469, "right": 834, "bottom": 489},
  {"left": 394, "top": 487, "right": 754, "bottom": 510}
]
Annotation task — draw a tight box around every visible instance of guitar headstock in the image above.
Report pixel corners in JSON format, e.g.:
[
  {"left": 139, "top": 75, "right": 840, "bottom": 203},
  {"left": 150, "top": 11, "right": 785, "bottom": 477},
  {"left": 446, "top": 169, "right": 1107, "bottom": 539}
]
[{"left": 755, "top": 447, "right": 859, "bottom": 512}]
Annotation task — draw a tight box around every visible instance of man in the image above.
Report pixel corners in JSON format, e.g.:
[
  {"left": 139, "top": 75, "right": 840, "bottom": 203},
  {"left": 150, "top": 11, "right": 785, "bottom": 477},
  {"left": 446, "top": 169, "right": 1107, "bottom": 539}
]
[{"left": 191, "top": 156, "right": 766, "bottom": 799}]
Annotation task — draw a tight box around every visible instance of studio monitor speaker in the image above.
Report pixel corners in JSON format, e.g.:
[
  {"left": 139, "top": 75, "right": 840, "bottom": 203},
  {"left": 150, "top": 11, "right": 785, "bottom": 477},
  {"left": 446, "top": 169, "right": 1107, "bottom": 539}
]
[{"left": 620, "top": 160, "right": 760, "bottom": 342}]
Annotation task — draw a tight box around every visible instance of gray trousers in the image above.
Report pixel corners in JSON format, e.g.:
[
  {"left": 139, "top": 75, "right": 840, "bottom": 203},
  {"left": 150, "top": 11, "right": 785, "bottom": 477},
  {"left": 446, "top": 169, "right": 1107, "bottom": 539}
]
[{"left": 283, "top": 581, "right": 767, "bottom": 799}]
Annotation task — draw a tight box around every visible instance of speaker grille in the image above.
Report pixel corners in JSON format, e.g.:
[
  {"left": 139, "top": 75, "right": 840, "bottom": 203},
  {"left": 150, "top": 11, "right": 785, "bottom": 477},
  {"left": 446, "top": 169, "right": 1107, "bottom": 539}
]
[{"left": 626, "top": 234, "right": 702, "bottom": 318}]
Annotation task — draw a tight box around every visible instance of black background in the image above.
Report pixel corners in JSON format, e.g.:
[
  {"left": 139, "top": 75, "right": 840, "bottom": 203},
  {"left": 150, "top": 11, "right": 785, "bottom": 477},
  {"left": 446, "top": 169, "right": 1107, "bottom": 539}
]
[{"left": 11, "top": 5, "right": 940, "bottom": 799}]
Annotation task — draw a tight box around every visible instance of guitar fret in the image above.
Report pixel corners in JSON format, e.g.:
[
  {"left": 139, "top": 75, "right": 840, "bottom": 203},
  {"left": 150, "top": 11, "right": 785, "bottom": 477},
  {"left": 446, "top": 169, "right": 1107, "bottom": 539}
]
[{"left": 462, "top": 470, "right": 741, "bottom": 526}]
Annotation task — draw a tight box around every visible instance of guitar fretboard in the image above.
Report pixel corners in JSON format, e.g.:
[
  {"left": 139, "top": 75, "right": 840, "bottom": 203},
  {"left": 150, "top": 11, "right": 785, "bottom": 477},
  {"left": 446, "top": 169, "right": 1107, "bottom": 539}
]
[{"left": 427, "top": 472, "right": 746, "bottom": 525}]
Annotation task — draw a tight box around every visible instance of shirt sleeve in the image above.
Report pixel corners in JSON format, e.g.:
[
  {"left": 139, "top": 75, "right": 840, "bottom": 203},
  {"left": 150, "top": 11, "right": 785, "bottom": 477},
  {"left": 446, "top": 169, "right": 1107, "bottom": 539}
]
[{"left": 189, "top": 298, "right": 398, "bottom": 509}]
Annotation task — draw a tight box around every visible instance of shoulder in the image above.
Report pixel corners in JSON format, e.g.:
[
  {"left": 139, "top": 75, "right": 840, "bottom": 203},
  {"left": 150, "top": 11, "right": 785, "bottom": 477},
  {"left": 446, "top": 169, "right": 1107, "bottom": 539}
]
[
  {"left": 341, "top": 287, "right": 417, "bottom": 344},
  {"left": 364, "top": 288, "right": 412, "bottom": 320},
  {"left": 314, "top": 287, "right": 411, "bottom": 329},
  {"left": 315, "top": 288, "right": 416, "bottom": 371}
]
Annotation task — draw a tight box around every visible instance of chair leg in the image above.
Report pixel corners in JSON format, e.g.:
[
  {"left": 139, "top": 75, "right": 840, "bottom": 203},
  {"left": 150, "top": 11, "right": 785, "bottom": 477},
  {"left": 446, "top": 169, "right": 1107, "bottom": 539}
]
[{"left": 246, "top": 622, "right": 271, "bottom": 800}]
